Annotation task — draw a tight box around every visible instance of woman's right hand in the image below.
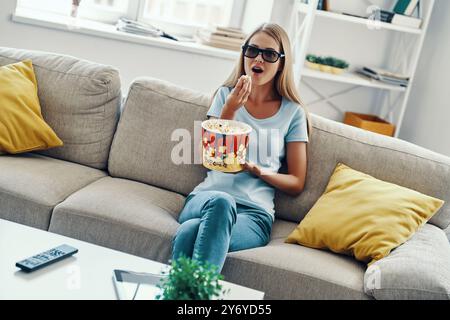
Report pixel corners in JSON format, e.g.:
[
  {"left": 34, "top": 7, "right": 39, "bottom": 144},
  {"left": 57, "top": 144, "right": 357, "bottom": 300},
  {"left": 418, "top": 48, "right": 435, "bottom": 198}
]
[{"left": 224, "top": 75, "right": 252, "bottom": 112}]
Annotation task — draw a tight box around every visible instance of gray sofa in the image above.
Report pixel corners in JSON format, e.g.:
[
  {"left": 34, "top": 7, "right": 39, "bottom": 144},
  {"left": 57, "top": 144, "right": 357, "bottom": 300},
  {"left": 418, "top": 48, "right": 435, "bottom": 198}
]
[{"left": 1, "top": 47, "right": 450, "bottom": 300}]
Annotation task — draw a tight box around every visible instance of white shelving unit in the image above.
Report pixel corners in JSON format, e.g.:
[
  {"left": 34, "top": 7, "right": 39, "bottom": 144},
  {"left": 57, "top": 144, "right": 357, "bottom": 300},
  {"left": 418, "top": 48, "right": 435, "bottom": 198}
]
[{"left": 291, "top": 0, "right": 435, "bottom": 137}]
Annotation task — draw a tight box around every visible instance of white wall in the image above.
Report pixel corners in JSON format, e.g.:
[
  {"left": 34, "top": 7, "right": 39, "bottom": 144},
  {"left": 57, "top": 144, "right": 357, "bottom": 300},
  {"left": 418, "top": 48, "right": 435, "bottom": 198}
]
[
  {"left": 399, "top": 0, "right": 450, "bottom": 157},
  {"left": 1, "top": 0, "right": 449, "bottom": 156},
  {"left": 241, "top": 0, "right": 274, "bottom": 34}
]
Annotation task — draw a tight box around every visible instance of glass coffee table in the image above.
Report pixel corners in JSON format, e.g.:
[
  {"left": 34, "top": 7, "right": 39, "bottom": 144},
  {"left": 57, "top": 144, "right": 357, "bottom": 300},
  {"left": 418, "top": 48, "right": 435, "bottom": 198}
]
[{"left": 0, "top": 219, "right": 264, "bottom": 300}]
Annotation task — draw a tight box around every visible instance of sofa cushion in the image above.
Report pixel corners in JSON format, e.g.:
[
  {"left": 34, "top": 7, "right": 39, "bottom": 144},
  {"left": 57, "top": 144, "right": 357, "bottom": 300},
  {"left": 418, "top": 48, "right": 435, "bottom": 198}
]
[
  {"left": 286, "top": 163, "right": 444, "bottom": 265},
  {"left": 108, "top": 77, "right": 210, "bottom": 195},
  {"left": 49, "top": 176, "right": 186, "bottom": 263},
  {"left": 109, "top": 78, "right": 450, "bottom": 230},
  {"left": 0, "top": 47, "right": 121, "bottom": 170},
  {"left": 0, "top": 60, "right": 63, "bottom": 153},
  {"left": 0, "top": 154, "right": 106, "bottom": 230},
  {"left": 222, "top": 237, "right": 370, "bottom": 300},
  {"left": 364, "top": 224, "right": 450, "bottom": 300}
]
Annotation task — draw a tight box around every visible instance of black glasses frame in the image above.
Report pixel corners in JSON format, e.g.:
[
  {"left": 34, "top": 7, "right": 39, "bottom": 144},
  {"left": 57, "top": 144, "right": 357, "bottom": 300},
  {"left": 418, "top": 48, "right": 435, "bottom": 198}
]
[{"left": 242, "top": 44, "right": 285, "bottom": 63}]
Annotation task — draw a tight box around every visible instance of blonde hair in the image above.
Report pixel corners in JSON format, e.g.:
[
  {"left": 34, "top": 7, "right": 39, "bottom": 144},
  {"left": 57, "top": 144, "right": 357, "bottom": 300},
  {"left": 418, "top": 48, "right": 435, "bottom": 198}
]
[{"left": 213, "top": 22, "right": 311, "bottom": 135}]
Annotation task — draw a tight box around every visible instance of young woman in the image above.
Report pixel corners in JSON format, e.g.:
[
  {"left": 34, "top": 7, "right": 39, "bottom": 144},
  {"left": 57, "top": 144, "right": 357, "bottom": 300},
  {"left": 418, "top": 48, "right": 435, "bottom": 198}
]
[{"left": 172, "top": 23, "right": 309, "bottom": 272}]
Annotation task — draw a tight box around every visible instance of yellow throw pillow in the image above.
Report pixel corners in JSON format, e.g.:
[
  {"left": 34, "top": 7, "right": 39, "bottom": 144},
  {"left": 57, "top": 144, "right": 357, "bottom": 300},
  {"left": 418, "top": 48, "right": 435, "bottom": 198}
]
[
  {"left": 286, "top": 163, "right": 444, "bottom": 265},
  {"left": 0, "top": 59, "right": 63, "bottom": 154}
]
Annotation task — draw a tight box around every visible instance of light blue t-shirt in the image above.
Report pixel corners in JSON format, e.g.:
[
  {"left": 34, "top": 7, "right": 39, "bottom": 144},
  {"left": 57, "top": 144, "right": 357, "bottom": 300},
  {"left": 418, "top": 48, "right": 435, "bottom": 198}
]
[{"left": 190, "top": 86, "right": 309, "bottom": 220}]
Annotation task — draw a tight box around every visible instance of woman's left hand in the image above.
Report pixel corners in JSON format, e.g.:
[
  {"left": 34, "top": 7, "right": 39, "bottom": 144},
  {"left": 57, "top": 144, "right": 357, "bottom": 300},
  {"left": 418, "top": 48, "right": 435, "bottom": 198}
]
[{"left": 242, "top": 161, "right": 261, "bottom": 177}]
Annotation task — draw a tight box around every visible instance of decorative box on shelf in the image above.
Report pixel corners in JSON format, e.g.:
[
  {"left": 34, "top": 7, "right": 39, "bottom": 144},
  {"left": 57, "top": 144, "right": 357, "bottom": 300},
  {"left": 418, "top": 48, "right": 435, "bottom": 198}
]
[{"left": 344, "top": 112, "right": 396, "bottom": 137}]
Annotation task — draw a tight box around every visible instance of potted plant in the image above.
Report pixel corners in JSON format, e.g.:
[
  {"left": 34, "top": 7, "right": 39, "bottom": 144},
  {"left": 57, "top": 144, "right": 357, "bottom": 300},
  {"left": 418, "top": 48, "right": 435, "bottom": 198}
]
[
  {"left": 156, "top": 255, "right": 230, "bottom": 300},
  {"left": 305, "top": 54, "right": 349, "bottom": 74},
  {"left": 329, "top": 58, "right": 349, "bottom": 74}
]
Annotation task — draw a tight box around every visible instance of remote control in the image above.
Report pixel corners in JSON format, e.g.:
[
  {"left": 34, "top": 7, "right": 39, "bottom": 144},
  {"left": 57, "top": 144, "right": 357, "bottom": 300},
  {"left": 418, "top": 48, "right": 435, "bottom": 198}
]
[{"left": 16, "top": 244, "right": 78, "bottom": 272}]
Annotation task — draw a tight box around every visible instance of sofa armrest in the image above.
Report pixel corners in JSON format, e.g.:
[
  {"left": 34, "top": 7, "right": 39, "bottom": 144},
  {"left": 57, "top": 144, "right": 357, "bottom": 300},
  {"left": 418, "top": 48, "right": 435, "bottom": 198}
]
[{"left": 364, "top": 224, "right": 450, "bottom": 300}]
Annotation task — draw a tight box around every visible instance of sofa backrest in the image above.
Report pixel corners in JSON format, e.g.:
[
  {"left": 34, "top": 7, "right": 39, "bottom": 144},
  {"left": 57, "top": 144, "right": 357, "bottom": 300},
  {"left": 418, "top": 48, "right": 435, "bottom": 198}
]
[
  {"left": 276, "top": 113, "right": 450, "bottom": 230},
  {"left": 0, "top": 47, "right": 121, "bottom": 170},
  {"left": 109, "top": 78, "right": 450, "bottom": 230},
  {"left": 108, "top": 77, "right": 210, "bottom": 192}
]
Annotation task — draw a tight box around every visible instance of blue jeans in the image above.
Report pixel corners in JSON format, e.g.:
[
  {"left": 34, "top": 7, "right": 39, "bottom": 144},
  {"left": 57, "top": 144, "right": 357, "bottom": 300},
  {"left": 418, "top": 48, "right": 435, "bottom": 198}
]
[{"left": 172, "top": 190, "right": 273, "bottom": 273}]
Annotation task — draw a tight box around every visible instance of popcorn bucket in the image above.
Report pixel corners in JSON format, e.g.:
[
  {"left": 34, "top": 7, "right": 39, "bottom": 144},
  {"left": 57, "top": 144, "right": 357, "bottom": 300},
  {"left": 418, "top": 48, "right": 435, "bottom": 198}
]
[{"left": 201, "top": 119, "right": 252, "bottom": 173}]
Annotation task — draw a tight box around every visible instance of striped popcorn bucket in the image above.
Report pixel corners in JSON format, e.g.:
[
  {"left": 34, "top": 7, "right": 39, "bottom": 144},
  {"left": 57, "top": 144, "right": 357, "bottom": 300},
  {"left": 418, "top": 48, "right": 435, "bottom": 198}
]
[{"left": 201, "top": 119, "right": 252, "bottom": 173}]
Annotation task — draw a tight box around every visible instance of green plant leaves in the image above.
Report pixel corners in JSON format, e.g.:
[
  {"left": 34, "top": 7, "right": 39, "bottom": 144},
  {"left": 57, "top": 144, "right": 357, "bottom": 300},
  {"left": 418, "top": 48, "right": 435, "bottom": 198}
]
[
  {"left": 306, "top": 54, "right": 349, "bottom": 69},
  {"left": 156, "top": 255, "right": 229, "bottom": 300}
]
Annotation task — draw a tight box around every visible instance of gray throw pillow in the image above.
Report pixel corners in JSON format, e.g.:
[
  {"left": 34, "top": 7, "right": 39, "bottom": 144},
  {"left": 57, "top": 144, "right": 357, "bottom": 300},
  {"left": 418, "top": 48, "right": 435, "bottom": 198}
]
[{"left": 364, "top": 223, "right": 450, "bottom": 300}]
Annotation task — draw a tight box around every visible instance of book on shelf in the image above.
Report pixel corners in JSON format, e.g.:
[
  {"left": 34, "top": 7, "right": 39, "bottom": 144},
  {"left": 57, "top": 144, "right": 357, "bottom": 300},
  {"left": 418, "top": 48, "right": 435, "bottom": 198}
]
[
  {"left": 363, "top": 66, "right": 409, "bottom": 80},
  {"left": 116, "top": 18, "right": 179, "bottom": 41},
  {"left": 214, "top": 26, "right": 246, "bottom": 38},
  {"left": 342, "top": 12, "right": 367, "bottom": 19},
  {"left": 317, "top": 0, "right": 324, "bottom": 10},
  {"left": 196, "top": 37, "right": 243, "bottom": 51},
  {"left": 116, "top": 18, "right": 161, "bottom": 37},
  {"left": 392, "top": 14, "right": 422, "bottom": 28},
  {"left": 378, "top": 10, "right": 422, "bottom": 29},
  {"left": 205, "top": 30, "right": 245, "bottom": 40},
  {"left": 300, "top": 0, "right": 328, "bottom": 10},
  {"left": 197, "top": 30, "right": 245, "bottom": 45},
  {"left": 417, "top": 1, "right": 421, "bottom": 19},
  {"left": 356, "top": 67, "right": 410, "bottom": 87},
  {"left": 379, "top": 10, "right": 395, "bottom": 22},
  {"left": 393, "top": 0, "right": 419, "bottom": 16},
  {"left": 195, "top": 26, "right": 246, "bottom": 51}
]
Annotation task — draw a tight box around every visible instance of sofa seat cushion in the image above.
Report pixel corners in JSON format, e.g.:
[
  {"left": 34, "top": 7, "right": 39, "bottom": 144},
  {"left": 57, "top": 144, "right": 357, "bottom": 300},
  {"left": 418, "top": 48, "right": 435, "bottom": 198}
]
[
  {"left": 49, "top": 176, "right": 186, "bottom": 263},
  {"left": 0, "top": 154, "right": 106, "bottom": 230},
  {"left": 222, "top": 218, "right": 370, "bottom": 300},
  {"left": 222, "top": 237, "right": 370, "bottom": 300}
]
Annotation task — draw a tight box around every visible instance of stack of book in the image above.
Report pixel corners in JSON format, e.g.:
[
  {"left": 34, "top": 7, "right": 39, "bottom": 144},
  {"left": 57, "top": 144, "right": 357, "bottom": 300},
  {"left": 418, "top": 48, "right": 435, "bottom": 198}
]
[
  {"left": 116, "top": 18, "right": 178, "bottom": 41},
  {"left": 196, "top": 26, "right": 246, "bottom": 51},
  {"left": 378, "top": 0, "right": 422, "bottom": 29},
  {"left": 356, "top": 67, "right": 410, "bottom": 87}
]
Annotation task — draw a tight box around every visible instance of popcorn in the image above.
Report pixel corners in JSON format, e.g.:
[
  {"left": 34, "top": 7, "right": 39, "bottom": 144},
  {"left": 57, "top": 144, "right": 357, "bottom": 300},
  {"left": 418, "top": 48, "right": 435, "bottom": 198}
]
[
  {"left": 206, "top": 147, "right": 213, "bottom": 157},
  {"left": 203, "top": 119, "right": 251, "bottom": 135},
  {"left": 224, "top": 155, "right": 236, "bottom": 165},
  {"left": 242, "top": 75, "right": 251, "bottom": 83}
]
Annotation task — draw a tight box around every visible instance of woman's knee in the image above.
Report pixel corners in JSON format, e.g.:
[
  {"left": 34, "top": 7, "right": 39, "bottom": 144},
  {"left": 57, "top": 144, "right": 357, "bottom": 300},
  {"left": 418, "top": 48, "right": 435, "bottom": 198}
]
[
  {"left": 173, "top": 219, "right": 200, "bottom": 246},
  {"left": 202, "top": 191, "right": 235, "bottom": 205},
  {"left": 205, "top": 192, "right": 237, "bottom": 223}
]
